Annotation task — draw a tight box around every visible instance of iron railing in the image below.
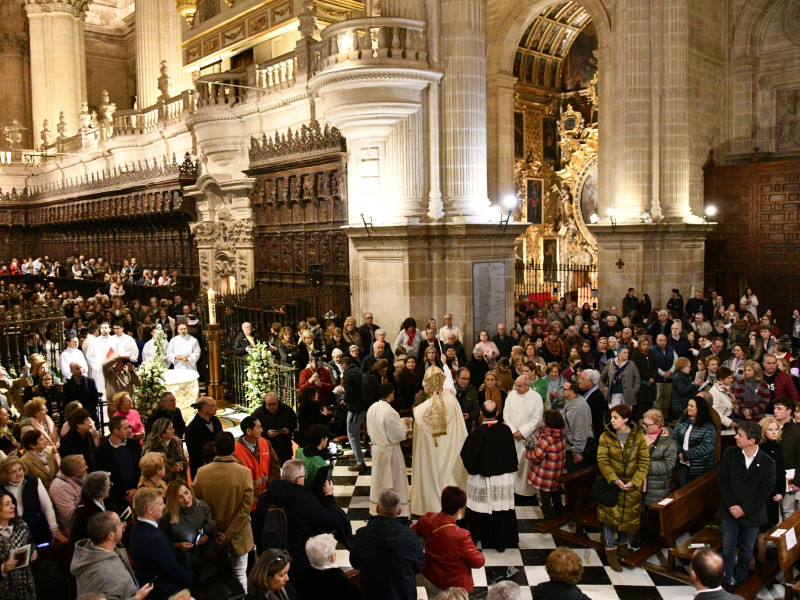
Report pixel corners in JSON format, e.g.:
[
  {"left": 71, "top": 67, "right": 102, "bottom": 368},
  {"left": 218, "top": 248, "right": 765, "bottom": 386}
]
[
  {"left": 515, "top": 261, "right": 598, "bottom": 307},
  {"left": 0, "top": 306, "right": 65, "bottom": 379},
  {"left": 223, "top": 356, "right": 299, "bottom": 411}
]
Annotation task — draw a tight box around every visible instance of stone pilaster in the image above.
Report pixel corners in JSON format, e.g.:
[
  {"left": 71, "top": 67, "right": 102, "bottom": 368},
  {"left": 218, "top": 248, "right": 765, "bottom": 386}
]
[
  {"left": 0, "top": 1, "right": 31, "bottom": 146},
  {"left": 23, "top": 0, "right": 91, "bottom": 138},
  {"left": 385, "top": 108, "right": 426, "bottom": 222},
  {"left": 135, "top": 0, "right": 191, "bottom": 108},
  {"left": 486, "top": 71, "right": 517, "bottom": 206},
  {"left": 439, "top": 0, "right": 490, "bottom": 219},
  {"left": 379, "top": 0, "right": 423, "bottom": 19}
]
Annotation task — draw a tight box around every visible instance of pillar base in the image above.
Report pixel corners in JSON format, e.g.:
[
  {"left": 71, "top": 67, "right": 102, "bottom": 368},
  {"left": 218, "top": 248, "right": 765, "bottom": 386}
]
[
  {"left": 588, "top": 222, "right": 708, "bottom": 312},
  {"left": 346, "top": 222, "right": 527, "bottom": 351}
]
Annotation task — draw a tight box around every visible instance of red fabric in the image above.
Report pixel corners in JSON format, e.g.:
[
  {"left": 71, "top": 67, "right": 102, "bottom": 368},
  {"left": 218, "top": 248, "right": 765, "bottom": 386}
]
[
  {"left": 733, "top": 379, "right": 771, "bottom": 420},
  {"left": 233, "top": 438, "right": 275, "bottom": 510},
  {"left": 526, "top": 426, "right": 566, "bottom": 492},
  {"left": 411, "top": 512, "right": 484, "bottom": 591},
  {"left": 405, "top": 328, "right": 417, "bottom": 347},
  {"left": 298, "top": 365, "right": 336, "bottom": 405},
  {"left": 773, "top": 370, "right": 799, "bottom": 402}
]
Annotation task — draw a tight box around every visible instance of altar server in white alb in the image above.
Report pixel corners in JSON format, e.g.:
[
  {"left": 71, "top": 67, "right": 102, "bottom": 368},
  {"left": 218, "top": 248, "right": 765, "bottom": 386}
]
[
  {"left": 59, "top": 333, "right": 88, "bottom": 381},
  {"left": 504, "top": 375, "right": 544, "bottom": 496},
  {"left": 166, "top": 324, "right": 201, "bottom": 371},
  {"left": 410, "top": 365, "right": 468, "bottom": 515},
  {"left": 366, "top": 382, "right": 411, "bottom": 516},
  {"left": 86, "top": 323, "right": 115, "bottom": 400}
]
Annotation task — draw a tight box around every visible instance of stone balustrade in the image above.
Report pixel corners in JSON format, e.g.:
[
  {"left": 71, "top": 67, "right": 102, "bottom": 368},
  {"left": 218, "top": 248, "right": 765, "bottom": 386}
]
[
  {"left": 195, "top": 72, "right": 247, "bottom": 108},
  {"left": 314, "top": 17, "right": 428, "bottom": 74},
  {"left": 253, "top": 55, "right": 297, "bottom": 94},
  {"left": 113, "top": 91, "right": 195, "bottom": 136}
]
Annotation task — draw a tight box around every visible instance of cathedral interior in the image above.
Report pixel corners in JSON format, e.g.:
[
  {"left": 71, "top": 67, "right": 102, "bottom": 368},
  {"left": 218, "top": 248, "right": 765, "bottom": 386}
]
[{"left": 1, "top": 1, "right": 800, "bottom": 598}]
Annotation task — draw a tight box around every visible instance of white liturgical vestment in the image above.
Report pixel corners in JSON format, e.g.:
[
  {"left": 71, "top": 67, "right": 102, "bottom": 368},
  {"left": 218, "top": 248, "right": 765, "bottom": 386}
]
[
  {"left": 504, "top": 388, "right": 544, "bottom": 496},
  {"left": 166, "top": 334, "right": 201, "bottom": 371},
  {"left": 366, "top": 399, "right": 409, "bottom": 515}
]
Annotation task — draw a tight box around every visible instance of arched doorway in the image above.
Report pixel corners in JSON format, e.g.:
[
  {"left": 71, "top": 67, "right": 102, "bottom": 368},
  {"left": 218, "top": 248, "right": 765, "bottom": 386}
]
[{"left": 501, "top": 1, "right": 602, "bottom": 304}]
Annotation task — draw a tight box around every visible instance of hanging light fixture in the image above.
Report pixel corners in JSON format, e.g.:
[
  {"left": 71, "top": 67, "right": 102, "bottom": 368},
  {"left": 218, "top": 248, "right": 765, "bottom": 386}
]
[{"left": 174, "top": 0, "right": 199, "bottom": 27}]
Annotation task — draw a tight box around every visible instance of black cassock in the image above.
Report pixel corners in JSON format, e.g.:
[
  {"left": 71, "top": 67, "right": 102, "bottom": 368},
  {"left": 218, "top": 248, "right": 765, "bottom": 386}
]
[{"left": 459, "top": 422, "right": 520, "bottom": 552}]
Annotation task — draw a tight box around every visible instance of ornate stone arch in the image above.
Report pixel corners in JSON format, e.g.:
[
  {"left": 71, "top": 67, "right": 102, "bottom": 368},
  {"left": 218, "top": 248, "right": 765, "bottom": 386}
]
[{"left": 731, "top": 0, "right": 782, "bottom": 61}]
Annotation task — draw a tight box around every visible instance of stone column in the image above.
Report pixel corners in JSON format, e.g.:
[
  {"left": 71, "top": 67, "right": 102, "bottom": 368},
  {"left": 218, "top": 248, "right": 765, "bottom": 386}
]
[
  {"left": 24, "top": 0, "right": 90, "bottom": 139},
  {"left": 384, "top": 108, "right": 426, "bottom": 222},
  {"left": 439, "top": 0, "right": 490, "bottom": 219},
  {"left": 0, "top": 1, "right": 31, "bottom": 146},
  {"left": 486, "top": 71, "right": 517, "bottom": 208},
  {"left": 660, "top": 0, "right": 690, "bottom": 221},
  {"left": 379, "top": 0, "right": 423, "bottom": 19},
  {"left": 136, "top": 0, "right": 191, "bottom": 108}
]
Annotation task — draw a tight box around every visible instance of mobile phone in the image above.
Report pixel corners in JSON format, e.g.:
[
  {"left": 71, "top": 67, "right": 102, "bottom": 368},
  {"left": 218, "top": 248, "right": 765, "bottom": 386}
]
[
  {"left": 195, "top": 529, "right": 204, "bottom": 545},
  {"left": 120, "top": 506, "right": 132, "bottom": 521},
  {"left": 149, "top": 576, "right": 159, "bottom": 585},
  {"left": 792, "top": 368, "right": 800, "bottom": 377},
  {"left": 327, "top": 462, "right": 334, "bottom": 482}
]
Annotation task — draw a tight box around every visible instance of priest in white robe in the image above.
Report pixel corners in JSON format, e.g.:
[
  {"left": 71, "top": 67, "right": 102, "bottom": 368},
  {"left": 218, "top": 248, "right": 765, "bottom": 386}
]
[
  {"left": 59, "top": 334, "right": 88, "bottom": 381},
  {"left": 410, "top": 365, "right": 468, "bottom": 515},
  {"left": 366, "top": 382, "right": 410, "bottom": 516},
  {"left": 85, "top": 323, "right": 115, "bottom": 400},
  {"left": 141, "top": 327, "right": 168, "bottom": 366},
  {"left": 112, "top": 324, "right": 139, "bottom": 363},
  {"left": 166, "top": 324, "right": 201, "bottom": 371},
  {"left": 504, "top": 375, "right": 544, "bottom": 496}
]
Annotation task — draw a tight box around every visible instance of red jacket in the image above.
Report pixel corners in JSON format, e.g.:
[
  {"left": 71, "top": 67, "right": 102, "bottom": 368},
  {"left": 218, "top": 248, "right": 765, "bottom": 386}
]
[
  {"left": 770, "top": 370, "right": 799, "bottom": 402},
  {"left": 526, "top": 426, "right": 566, "bottom": 492},
  {"left": 411, "top": 512, "right": 484, "bottom": 591},
  {"left": 298, "top": 365, "right": 336, "bottom": 405},
  {"left": 233, "top": 437, "right": 280, "bottom": 510}
]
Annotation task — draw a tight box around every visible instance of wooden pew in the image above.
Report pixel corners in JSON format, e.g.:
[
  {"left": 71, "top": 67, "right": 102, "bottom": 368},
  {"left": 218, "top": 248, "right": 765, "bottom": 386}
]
[
  {"left": 622, "top": 468, "right": 720, "bottom": 577},
  {"left": 736, "top": 508, "right": 800, "bottom": 600},
  {"left": 536, "top": 464, "right": 602, "bottom": 550}
]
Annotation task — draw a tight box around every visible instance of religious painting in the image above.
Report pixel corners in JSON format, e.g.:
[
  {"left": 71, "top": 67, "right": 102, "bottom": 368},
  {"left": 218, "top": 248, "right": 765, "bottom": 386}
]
[
  {"left": 542, "top": 117, "right": 558, "bottom": 163},
  {"left": 776, "top": 88, "right": 800, "bottom": 150},
  {"left": 561, "top": 26, "right": 598, "bottom": 92},
  {"left": 578, "top": 162, "right": 599, "bottom": 225},
  {"left": 514, "top": 112, "right": 525, "bottom": 159},
  {"left": 543, "top": 238, "right": 558, "bottom": 282},
  {"left": 513, "top": 51, "right": 522, "bottom": 78},
  {"left": 526, "top": 54, "right": 536, "bottom": 83},
  {"left": 526, "top": 178, "right": 543, "bottom": 225}
]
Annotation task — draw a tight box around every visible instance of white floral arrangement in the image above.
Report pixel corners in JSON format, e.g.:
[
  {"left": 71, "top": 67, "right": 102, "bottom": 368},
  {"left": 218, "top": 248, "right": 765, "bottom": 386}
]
[
  {"left": 244, "top": 341, "right": 277, "bottom": 409},
  {"left": 135, "top": 324, "right": 168, "bottom": 420}
]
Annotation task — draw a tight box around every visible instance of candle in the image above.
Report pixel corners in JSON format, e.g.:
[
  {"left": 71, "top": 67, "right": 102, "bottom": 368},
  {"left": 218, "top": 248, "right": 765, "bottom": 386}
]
[{"left": 207, "top": 288, "right": 216, "bottom": 325}]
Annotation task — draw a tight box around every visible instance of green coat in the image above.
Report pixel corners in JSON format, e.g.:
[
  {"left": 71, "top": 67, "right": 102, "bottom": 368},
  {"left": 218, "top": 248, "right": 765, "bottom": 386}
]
[{"left": 596, "top": 424, "right": 650, "bottom": 533}]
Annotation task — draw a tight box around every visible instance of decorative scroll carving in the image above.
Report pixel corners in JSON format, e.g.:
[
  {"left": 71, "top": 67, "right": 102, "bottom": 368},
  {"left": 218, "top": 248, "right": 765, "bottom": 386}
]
[{"left": 249, "top": 122, "right": 346, "bottom": 164}]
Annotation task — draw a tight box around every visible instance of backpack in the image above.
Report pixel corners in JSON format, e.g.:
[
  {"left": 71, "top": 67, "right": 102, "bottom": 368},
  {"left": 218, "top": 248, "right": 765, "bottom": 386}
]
[{"left": 260, "top": 505, "right": 289, "bottom": 553}]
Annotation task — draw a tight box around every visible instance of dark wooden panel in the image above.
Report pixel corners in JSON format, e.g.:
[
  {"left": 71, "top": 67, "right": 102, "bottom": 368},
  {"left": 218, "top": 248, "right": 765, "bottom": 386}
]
[{"left": 704, "top": 159, "right": 800, "bottom": 317}]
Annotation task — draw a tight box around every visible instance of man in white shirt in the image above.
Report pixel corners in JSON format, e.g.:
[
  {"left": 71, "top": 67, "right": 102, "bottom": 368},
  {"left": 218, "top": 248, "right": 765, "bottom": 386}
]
[
  {"left": 86, "top": 323, "right": 115, "bottom": 400},
  {"left": 141, "top": 327, "right": 168, "bottom": 365},
  {"left": 59, "top": 333, "right": 88, "bottom": 381},
  {"left": 166, "top": 324, "right": 201, "bottom": 371},
  {"left": 438, "top": 313, "right": 463, "bottom": 344},
  {"left": 112, "top": 323, "right": 138, "bottom": 363},
  {"left": 504, "top": 375, "right": 544, "bottom": 496}
]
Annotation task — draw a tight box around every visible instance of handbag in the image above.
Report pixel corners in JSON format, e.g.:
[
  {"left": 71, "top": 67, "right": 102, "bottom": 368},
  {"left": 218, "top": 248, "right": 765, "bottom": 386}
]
[{"left": 590, "top": 437, "right": 632, "bottom": 507}]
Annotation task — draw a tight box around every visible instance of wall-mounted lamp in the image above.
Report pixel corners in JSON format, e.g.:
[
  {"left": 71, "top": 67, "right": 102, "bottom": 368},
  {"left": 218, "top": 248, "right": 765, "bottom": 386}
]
[
  {"left": 589, "top": 213, "right": 599, "bottom": 224},
  {"left": 500, "top": 194, "right": 517, "bottom": 232},
  {"left": 641, "top": 212, "right": 653, "bottom": 224},
  {"left": 360, "top": 212, "right": 374, "bottom": 236},
  {"left": 607, "top": 207, "right": 617, "bottom": 233},
  {"left": 703, "top": 205, "right": 717, "bottom": 232}
]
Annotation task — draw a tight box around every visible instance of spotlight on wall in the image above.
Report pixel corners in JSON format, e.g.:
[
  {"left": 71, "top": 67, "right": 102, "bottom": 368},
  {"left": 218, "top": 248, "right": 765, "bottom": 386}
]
[
  {"left": 703, "top": 204, "right": 717, "bottom": 232},
  {"left": 500, "top": 194, "right": 517, "bottom": 232},
  {"left": 641, "top": 212, "right": 653, "bottom": 224},
  {"left": 360, "top": 212, "right": 374, "bottom": 236},
  {"left": 589, "top": 213, "right": 599, "bottom": 224},
  {"left": 607, "top": 207, "right": 617, "bottom": 233}
]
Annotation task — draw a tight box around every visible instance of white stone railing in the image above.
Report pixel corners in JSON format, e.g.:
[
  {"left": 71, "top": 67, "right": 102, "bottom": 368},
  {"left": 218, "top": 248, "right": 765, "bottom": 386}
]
[
  {"left": 313, "top": 17, "right": 428, "bottom": 73},
  {"left": 253, "top": 55, "right": 297, "bottom": 94},
  {"left": 113, "top": 90, "right": 195, "bottom": 136},
  {"left": 195, "top": 72, "right": 248, "bottom": 108}
]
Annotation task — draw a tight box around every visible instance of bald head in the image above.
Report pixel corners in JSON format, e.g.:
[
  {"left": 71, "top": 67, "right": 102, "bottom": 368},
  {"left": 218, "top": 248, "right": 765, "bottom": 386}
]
[
  {"left": 481, "top": 400, "right": 498, "bottom": 419},
  {"left": 515, "top": 375, "right": 530, "bottom": 394}
]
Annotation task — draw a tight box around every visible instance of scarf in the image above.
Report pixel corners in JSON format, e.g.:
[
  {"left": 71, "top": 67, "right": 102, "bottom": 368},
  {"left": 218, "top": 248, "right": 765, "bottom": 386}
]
[
  {"left": 743, "top": 378, "right": 762, "bottom": 405},
  {"left": 645, "top": 428, "right": 661, "bottom": 446},
  {"left": 484, "top": 385, "right": 501, "bottom": 405},
  {"left": 405, "top": 328, "right": 417, "bottom": 347},
  {"left": 611, "top": 360, "right": 629, "bottom": 387},
  {"left": 545, "top": 336, "right": 564, "bottom": 357}
]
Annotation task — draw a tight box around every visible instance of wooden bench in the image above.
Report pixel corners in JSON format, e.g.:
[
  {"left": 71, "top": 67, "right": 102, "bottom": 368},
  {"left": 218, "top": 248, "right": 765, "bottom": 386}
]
[
  {"left": 622, "top": 468, "right": 720, "bottom": 578},
  {"left": 736, "top": 507, "right": 800, "bottom": 600},
  {"left": 536, "top": 464, "right": 602, "bottom": 550}
]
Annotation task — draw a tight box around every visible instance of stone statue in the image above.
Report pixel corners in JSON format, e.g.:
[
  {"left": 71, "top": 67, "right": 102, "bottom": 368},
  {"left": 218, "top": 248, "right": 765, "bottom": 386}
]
[
  {"left": 40, "top": 119, "right": 53, "bottom": 149},
  {"left": 57, "top": 112, "right": 68, "bottom": 139},
  {"left": 158, "top": 60, "right": 172, "bottom": 101}
]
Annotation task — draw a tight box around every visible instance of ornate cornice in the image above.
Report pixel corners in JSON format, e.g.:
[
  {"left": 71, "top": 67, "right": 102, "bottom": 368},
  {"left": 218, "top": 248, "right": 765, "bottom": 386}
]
[
  {"left": 23, "top": 0, "right": 92, "bottom": 18},
  {"left": 249, "top": 122, "right": 346, "bottom": 165}
]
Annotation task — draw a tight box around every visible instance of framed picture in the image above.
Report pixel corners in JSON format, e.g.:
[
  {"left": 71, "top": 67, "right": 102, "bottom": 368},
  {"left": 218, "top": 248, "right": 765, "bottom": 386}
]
[
  {"left": 543, "top": 238, "right": 558, "bottom": 282},
  {"left": 543, "top": 117, "right": 558, "bottom": 163},
  {"left": 526, "top": 178, "right": 543, "bottom": 225},
  {"left": 514, "top": 112, "right": 525, "bottom": 159}
]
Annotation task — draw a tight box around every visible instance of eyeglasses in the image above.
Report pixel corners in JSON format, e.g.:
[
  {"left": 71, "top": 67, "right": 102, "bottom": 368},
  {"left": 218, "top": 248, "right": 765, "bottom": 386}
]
[{"left": 267, "top": 550, "right": 289, "bottom": 573}]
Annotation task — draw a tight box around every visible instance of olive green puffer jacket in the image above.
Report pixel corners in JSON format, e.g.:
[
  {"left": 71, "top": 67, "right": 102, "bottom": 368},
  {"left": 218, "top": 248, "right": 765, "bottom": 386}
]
[{"left": 596, "top": 424, "right": 650, "bottom": 533}]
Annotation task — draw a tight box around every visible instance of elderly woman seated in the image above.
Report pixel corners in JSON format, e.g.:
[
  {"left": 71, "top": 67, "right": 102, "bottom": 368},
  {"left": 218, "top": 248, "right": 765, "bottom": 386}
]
[
  {"left": 292, "top": 533, "right": 361, "bottom": 600},
  {"left": 533, "top": 547, "right": 592, "bottom": 600}
]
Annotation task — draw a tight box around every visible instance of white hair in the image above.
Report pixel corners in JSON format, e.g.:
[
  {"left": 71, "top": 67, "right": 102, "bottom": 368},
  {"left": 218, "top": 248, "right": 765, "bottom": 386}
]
[
  {"left": 306, "top": 533, "right": 337, "bottom": 569},
  {"left": 332, "top": 348, "right": 343, "bottom": 358},
  {"left": 486, "top": 581, "right": 521, "bottom": 600},
  {"left": 375, "top": 329, "right": 386, "bottom": 336},
  {"left": 280, "top": 459, "right": 305, "bottom": 482},
  {"left": 582, "top": 369, "right": 600, "bottom": 385}
]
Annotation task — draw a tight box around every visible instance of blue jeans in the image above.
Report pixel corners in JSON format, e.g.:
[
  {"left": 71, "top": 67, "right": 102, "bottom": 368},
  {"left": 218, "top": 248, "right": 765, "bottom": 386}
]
[
  {"left": 346, "top": 410, "right": 367, "bottom": 466},
  {"left": 721, "top": 517, "right": 759, "bottom": 585},
  {"left": 602, "top": 525, "right": 629, "bottom": 549}
]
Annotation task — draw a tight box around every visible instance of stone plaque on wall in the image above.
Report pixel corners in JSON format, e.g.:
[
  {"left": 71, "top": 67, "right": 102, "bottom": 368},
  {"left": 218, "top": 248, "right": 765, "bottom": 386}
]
[{"left": 472, "top": 262, "right": 506, "bottom": 342}]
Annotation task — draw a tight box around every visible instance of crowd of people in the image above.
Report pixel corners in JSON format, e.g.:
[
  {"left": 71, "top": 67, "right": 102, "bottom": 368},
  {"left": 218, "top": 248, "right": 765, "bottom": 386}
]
[{"left": 2, "top": 275, "right": 800, "bottom": 599}]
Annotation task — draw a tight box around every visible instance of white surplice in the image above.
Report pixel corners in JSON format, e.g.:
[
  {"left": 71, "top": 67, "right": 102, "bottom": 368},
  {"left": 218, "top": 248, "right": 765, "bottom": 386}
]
[
  {"left": 166, "top": 334, "right": 201, "bottom": 371},
  {"left": 366, "top": 399, "right": 409, "bottom": 515},
  {"left": 113, "top": 333, "right": 139, "bottom": 362},
  {"left": 59, "top": 346, "right": 88, "bottom": 381},
  {"left": 409, "top": 368, "right": 468, "bottom": 515},
  {"left": 503, "top": 388, "right": 544, "bottom": 496},
  {"left": 85, "top": 335, "right": 115, "bottom": 399}
]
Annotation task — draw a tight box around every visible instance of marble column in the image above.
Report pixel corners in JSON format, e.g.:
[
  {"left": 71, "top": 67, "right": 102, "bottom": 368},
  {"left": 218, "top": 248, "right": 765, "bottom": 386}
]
[
  {"left": 385, "top": 108, "right": 426, "bottom": 222},
  {"left": 136, "top": 0, "right": 191, "bottom": 108},
  {"left": 439, "top": 0, "right": 490, "bottom": 219},
  {"left": 23, "top": 0, "right": 89, "bottom": 139},
  {"left": 486, "top": 71, "right": 517, "bottom": 208},
  {"left": 0, "top": 1, "right": 31, "bottom": 147}
]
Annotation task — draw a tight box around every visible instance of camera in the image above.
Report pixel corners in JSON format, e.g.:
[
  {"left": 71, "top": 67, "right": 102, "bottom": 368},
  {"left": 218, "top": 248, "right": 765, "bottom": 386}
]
[{"left": 327, "top": 440, "right": 343, "bottom": 460}]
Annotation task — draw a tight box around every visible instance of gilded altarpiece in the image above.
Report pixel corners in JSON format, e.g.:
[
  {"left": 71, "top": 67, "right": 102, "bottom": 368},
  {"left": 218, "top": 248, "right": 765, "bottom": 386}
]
[{"left": 247, "top": 123, "right": 350, "bottom": 297}]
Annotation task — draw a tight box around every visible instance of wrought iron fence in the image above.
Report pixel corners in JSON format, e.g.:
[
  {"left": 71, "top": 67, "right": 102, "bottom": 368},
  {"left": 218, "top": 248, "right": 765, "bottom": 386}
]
[
  {"left": 515, "top": 261, "right": 598, "bottom": 307},
  {"left": 223, "top": 356, "right": 299, "bottom": 411},
  {"left": 0, "top": 306, "right": 65, "bottom": 379}
]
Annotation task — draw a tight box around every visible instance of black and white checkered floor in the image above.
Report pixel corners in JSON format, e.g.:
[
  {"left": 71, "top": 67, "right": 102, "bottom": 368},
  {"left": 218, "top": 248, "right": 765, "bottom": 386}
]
[{"left": 328, "top": 456, "right": 786, "bottom": 600}]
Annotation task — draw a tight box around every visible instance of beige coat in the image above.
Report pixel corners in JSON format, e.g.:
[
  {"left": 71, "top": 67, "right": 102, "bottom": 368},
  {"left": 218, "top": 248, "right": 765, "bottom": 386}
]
[
  {"left": 21, "top": 447, "right": 59, "bottom": 490},
  {"left": 192, "top": 456, "right": 254, "bottom": 556}
]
